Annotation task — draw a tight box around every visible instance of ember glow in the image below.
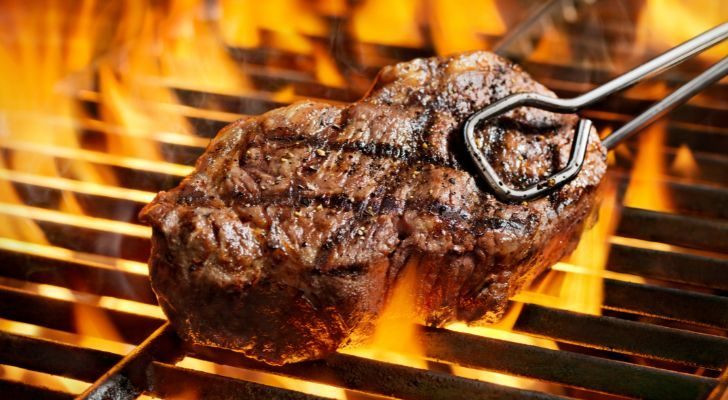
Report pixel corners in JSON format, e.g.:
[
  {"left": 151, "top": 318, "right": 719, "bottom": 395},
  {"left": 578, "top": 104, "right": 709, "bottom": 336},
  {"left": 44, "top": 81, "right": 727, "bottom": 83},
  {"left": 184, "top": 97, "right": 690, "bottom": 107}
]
[{"left": 0, "top": 1, "right": 725, "bottom": 399}]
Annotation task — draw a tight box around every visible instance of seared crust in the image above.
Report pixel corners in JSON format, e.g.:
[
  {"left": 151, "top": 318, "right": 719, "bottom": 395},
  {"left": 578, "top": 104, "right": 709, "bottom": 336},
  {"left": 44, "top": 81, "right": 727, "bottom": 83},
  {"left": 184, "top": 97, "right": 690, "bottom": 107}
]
[{"left": 139, "top": 51, "right": 607, "bottom": 365}]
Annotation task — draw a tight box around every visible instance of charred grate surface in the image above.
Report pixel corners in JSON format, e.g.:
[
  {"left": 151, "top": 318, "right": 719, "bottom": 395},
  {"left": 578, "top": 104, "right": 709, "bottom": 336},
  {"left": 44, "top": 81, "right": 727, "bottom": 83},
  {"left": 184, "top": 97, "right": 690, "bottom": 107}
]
[{"left": 0, "top": 1, "right": 727, "bottom": 399}]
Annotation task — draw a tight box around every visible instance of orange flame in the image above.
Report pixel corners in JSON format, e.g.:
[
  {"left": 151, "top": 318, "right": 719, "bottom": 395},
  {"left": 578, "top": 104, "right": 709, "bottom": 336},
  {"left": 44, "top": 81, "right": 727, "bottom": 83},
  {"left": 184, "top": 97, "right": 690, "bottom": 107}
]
[
  {"left": 623, "top": 121, "right": 673, "bottom": 212},
  {"left": 352, "top": 0, "right": 424, "bottom": 47},
  {"left": 671, "top": 144, "right": 699, "bottom": 179},
  {"left": 429, "top": 0, "right": 506, "bottom": 54},
  {"left": 636, "top": 0, "right": 728, "bottom": 62},
  {"left": 346, "top": 255, "right": 427, "bottom": 369}
]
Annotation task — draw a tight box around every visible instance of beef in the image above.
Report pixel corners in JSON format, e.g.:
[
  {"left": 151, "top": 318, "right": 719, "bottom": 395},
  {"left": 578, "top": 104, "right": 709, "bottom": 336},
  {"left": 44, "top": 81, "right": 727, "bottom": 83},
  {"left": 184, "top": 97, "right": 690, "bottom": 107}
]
[{"left": 139, "top": 51, "right": 607, "bottom": 365}]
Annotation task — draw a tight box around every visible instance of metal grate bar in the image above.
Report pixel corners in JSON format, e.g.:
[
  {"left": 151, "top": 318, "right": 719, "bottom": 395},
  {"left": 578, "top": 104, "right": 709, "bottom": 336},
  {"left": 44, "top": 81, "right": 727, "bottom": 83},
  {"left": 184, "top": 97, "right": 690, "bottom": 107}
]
[
  {"left": 186, "top": 344, "right": 567, "bottom": 400},
  {"left": 603, "top": 279, "right": 728, "bottom": 329},
  {"left": 617, "top": 208, "right": 728, "bottom": 253},
  {"left": 74, "top": 89, "right": 728, "bottom": 177},
  {"left": 80, "top": 323, "right": 182, "bottom": 400},
  {"left": 0, "top": 249, "right": 156, "bottom": 305},
  {"left": 607, "top": 244, "right": 728, "bottom": 290},
  {"left": 147, "top": 361, "right": 332, "bottom": 400},
  {"left": 661, "top": 181, "right": 728, "bottom": 219},
  {"left": 0, "top": 285, "right": 162, "bottom": 344},
  {"left": 0, "top": 331, "right": 120, "bottom": 382},
  {"left": 513, "top": 304, "right": 728, "bottom": 369},
  {"left": 664, "top": 126, "right": 728, "bottom": 157},
  {"left": 0, "top": 379, "right": 73, "bottom": 400},
  {"left": 421, "top": 328, "right": 717, "bottom": 400},
  {"left": 0, "top": 143, "right": 185, "bottom": 193},
  {"left": 173, "top": 88, "right": 296, "bottom": 115},
  {"left": 613, "top": 142, "right": 728, "bottom": 186},
  {"left": 5, "top": 180, "right": 146, "bottom": 223},
  {"left": 228, "top": 39, "right": 728, "bottom": 90},
  {"left": 3, "top": 240, "right": 724, "bottom": 330},
  {"left": 9, "top": 219, "right": 148, "bottom": 263},
  {"left": 611, "top": 177, "right": 728, "bottom": 219}
]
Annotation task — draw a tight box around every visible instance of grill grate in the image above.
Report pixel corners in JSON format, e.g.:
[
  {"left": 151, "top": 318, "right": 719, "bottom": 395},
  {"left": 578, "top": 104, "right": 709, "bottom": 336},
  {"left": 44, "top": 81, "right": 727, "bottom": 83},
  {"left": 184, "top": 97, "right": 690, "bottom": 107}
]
[{"left": 0, "top": 1, "right": 727, "bottom": 399}]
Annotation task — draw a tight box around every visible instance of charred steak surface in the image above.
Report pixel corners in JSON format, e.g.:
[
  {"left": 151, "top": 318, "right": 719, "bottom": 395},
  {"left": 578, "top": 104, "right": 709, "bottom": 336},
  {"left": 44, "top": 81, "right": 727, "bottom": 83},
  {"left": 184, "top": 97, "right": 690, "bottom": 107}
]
[{"left": 140, "top": 51, "right": 607, "bottom": 365}]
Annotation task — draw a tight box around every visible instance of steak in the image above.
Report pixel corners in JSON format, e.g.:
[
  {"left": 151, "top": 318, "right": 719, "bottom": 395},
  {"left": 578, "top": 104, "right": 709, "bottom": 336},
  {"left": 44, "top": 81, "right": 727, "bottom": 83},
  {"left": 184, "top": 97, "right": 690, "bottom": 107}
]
[{"left": 139, "top": 51, "right": 607, "bottom": 365}]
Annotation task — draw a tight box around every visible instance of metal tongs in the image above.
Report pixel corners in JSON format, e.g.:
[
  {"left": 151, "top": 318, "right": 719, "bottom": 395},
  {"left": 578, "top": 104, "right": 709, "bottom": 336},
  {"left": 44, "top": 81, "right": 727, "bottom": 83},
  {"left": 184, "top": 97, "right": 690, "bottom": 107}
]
[{"left": 464, "top": 22, "right": 728, "bottom": 202}]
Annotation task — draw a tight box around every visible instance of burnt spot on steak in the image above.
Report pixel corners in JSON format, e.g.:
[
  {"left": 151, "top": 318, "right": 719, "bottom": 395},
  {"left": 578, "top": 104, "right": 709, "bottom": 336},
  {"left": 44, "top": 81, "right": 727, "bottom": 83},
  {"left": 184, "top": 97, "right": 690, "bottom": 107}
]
[{"left": 139, "top": 51, "right": 607, "bottom": 365}]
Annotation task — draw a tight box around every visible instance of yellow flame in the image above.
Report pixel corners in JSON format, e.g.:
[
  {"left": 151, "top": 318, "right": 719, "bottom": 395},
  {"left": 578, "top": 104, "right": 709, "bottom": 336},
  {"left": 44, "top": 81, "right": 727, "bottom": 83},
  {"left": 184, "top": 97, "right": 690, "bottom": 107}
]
[
  {"left": 430, "top": 0, "right": 506, "bottom": 54},
  {"left": 0, "top": 1, "right": 115, "bottom": 247},
  {"left": 271, "top": 85, "right": 298, "bottom": 103},
  {"left": 352, "top": 0, "right": 424, "bottom": 47},
  {"left": 671, "top": 144, "right": 699, "bottom": 179},
  {"left": 636, "top": 0, "right": 728, "bottom": 62},
  {"left": 220, "top": 0, "right": 327, "bottom": 53},
  {"left": 559, "top": 180, "right": 619, "bottom": 315},
  {"left": 347, "top": 255, "right": 427, "bottom": 369},
  {"left": 449, "top": 178, "right": 621, "bottom": 391},
  {"left": 313, "top": 43, "right": 346, "bottom": 88},
  {"left": 624, "top": 121, "right": 673, "bottom": 212}
]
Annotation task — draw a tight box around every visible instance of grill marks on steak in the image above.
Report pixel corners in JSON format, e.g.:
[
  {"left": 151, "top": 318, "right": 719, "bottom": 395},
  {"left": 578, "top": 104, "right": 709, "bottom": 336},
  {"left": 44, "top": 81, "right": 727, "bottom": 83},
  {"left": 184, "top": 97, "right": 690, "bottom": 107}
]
[{"left": 140, "top": 51, "right": 607, "bottom": 365}]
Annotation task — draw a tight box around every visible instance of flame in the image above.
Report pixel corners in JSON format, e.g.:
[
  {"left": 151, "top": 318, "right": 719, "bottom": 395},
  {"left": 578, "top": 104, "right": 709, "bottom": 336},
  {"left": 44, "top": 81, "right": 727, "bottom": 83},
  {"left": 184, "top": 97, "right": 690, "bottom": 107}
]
[
  {"left": 346, "top": 255, "right": 427, "bottom": 369},
  {"left": 671, "top": 144, "right": 699, "bottom": 179},
  {"left": 0, "top": 3, "right": 141, "bottom": 389},
  {"left": 636, "top": 0, "right": 728, "bottom": 62},
  {"left": 352, "top": 0, "right": 424, "bottom": 47},
  {"left": 446, "top": 181, "right": 621, "bottom": 391},
  {"left": 558, "top": 178, "right": 619, "bottom": 315},
  {"left": 270, "top": 85, "right": 297, "bottom": 103},
  {"left": 221, "top": 0, "right": 327, "bottom": 53},
  {"left": 624, "top": 121, "right": 673, "bottom": 212},
  {"left": 313, "top": 43, "right": 346, "bottom": 88},
  {"left": 94, "top": 1, "right": 251, "bottom": 162},
  {"left": 429, "top": 0, "right": 506, "bottom": 54},
  {"left": 527, "top": 22, "right": 573, "bottom": 63},
  {"left": 0, "top": 1, "right": 112, "bottom": 245}
]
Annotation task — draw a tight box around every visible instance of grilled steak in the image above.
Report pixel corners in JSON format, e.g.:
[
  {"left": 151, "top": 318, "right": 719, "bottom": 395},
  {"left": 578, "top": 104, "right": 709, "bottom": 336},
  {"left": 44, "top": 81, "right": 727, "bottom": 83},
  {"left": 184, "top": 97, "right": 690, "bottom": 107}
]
[{"left": 139, "top": 51, "right": 607, "bottom": 365}]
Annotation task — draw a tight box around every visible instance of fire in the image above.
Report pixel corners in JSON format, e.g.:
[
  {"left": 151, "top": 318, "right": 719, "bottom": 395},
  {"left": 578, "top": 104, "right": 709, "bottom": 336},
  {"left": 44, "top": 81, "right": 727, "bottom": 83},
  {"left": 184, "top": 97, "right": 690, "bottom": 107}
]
[
  {"left": 558, "top": 178, "right": 620, "bottom": 315},
  {"left": 623, "top": 121, "right": 673, "bottom": 212},
  {"left": 352, "top": 0, "right": 424, "bottom": 47},
  {"left": 447, "top": 178, "right": 621, "bottom": 390},
  {"left": 313, "top": 43, "right": 346, "bottom": 88},
  {"left": 671, "top": 143, "right": 699, "bottom": 179},
  {"left": 429, "top": 0, "right": 506, "bottom": 54},
  {"left": 527, "top": 23, "right": 573, "bottom": 63},
  {"left": 220, "top": 0, "right": 327, "bottom": 53},
  {"left": 636, "top": 0, "right": 728, "bottom": 62},
  {"left": 0, "top": 1, "right": 111, "bottom": 244},
  {"left": 345, "top": 255, "right": 427, "bottom": 369}
]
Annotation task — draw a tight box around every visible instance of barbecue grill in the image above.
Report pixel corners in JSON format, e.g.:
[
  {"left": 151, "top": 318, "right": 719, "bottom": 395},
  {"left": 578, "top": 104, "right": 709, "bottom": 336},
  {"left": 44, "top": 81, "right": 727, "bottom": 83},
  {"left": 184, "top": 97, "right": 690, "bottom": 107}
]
[{"left": 0, "top": 1, "right": 726, "bottom": 399}]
